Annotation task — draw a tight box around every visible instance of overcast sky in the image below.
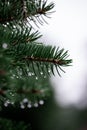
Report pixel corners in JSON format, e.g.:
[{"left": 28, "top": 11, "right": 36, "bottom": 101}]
[{"left": 40, "top": 0, "right": 87, "bottom": 109}]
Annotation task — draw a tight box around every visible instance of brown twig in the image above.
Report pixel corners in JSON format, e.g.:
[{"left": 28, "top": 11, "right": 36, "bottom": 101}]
[
  {"left": 0, "top": 89, "right": 42, "bottom": 96},
  {"left": 22, "top": 56, "right": 66, "bottom": 65}
]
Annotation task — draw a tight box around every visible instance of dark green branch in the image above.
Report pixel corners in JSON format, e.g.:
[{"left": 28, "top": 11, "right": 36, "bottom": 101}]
[
  {"left": 0, "top": 0, "right": 54, "bottom": 24},
  {"left": 5, "top": 43, "right": 72, "bottom": 76}
]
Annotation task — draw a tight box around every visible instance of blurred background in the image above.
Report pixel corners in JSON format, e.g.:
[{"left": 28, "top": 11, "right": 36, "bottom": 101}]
[
  {"left": 39, "top": 0, "right": 87, "bottom": 129},
  {"left": 40, "top": 0, "right": 87, "bottom": 109}
]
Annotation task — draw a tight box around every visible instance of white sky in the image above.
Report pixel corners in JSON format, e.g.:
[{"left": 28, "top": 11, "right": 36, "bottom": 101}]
[{"left": 40, "top": 0, "right": 87, "bottom": 109}]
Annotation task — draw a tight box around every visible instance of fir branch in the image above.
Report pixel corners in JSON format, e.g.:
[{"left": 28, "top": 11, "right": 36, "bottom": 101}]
[
  {"left": 0, "top": 0, "right": 72, "bottom": 111},
  {"left": 22, "top": 56, "right": 70, "bottom": 66},
  {"left": 6, "top": 43, "right": 72, "bottom": 76},
  {"left": 0, "top": 0, "right": 54, "bottom": 25},
  {"left": 0, "top": 118, "right": 31, "bottom": 130},
  {"left": 21, "top": 0, "right": 28, "bottom": 20},
  {"left": 0, "top": 25, "right": 42, "bottom": 45}
]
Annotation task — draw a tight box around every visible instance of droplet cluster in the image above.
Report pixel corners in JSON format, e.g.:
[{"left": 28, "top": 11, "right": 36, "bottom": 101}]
[
  {"left": 4, "top": 100, "right": 14, "bottom": 107},
  {"left": 2, "top": 43, "right": 8, "bottom": 49},
  {"left": 20, "top": 98, "right": 44, "bottom": 109},
  {"left": 4, "top": 98, "right": 44, "bottom": 109}
]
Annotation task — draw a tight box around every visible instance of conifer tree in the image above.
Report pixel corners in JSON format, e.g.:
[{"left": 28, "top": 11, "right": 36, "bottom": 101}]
[{"left": 0, "top": 0, "right": 72, "bottom": 129}]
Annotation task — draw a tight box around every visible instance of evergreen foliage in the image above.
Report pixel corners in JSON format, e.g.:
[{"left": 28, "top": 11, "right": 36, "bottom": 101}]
[
  {"left": 0, "top": 118, "right": 31, "bottom": 130},
  {"left": 0, "top": 0, "right": 72, "bottom": 129}
]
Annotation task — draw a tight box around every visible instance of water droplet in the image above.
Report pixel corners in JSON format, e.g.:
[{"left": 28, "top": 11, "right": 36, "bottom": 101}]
[
  {"left": 22, "top": 98, "right": 28, "bottom": 103},
  {"left": 9, "top": 92, "right": 14, "bottom": 97},
  {"left": 13, "top": 25, "right": 16, "bottom": 29},
  {"left": 19, "top": 71, "right": 22, "bottom": 75},
  {"left": 3, "top": 24, "right": 7, "bottom": 27},
  {"left": 6, "top": 100, "right": 10, "bottom": 104},
  {"left": 16, "top": 76, "right": 19, "bottom": 79},
  {"left": 35, "top": 77, "right": 38, "bottom": 80},
  {"left": 28, "top": 72, "right": 32, "bottom": 76},
  {"left": 7, "top": 22, "right": 9, "bottom": 25},
  {"left": 13, "top": 74, "right": 16, "bottom": 77},
  {"left": 27, "top": 103, "right": 32, "bottom": 108},
  {"left": 48, "top": 70, "right": 51, "bottom": 73},
  {"left": 40, "top": 72, "right": 43, "bottom": 75},
  {"left": 2, "top": 43, "right": 7, "bottom": 49},
  {"left": 20, "top": 104, "right": 25, "bottom": 109},
  {"left": 7, "top": 1, "right": 10, "bottom": 5},
  {"left": 9, "top": 92, "right": 14, "bottom": 96},
  {"left": 34, "top": 102, "right": 38, "bottom": 107},
  {"left": 44, "top": 75, "right": 46, "bottom": 78},
  {"left": 39, "top": 100, "right": 44, "bottom": 105},
  {"left": 9, "top": 92, "right": 12, "bottom": 95},
  {"left": 11, "top": 76, "right": 14, "bottom": 79},
  {"left": 4, "top": 102, "right": 8, "bottom": 107},
  {"left": 11, "top": 102, "right": 14, "bottom": 105},
  {"left": 31, "top": 72, "right": 35, "bottom": 76},
  {"left": 4, "top": 100, "right": 10, "bottom": 107}
]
